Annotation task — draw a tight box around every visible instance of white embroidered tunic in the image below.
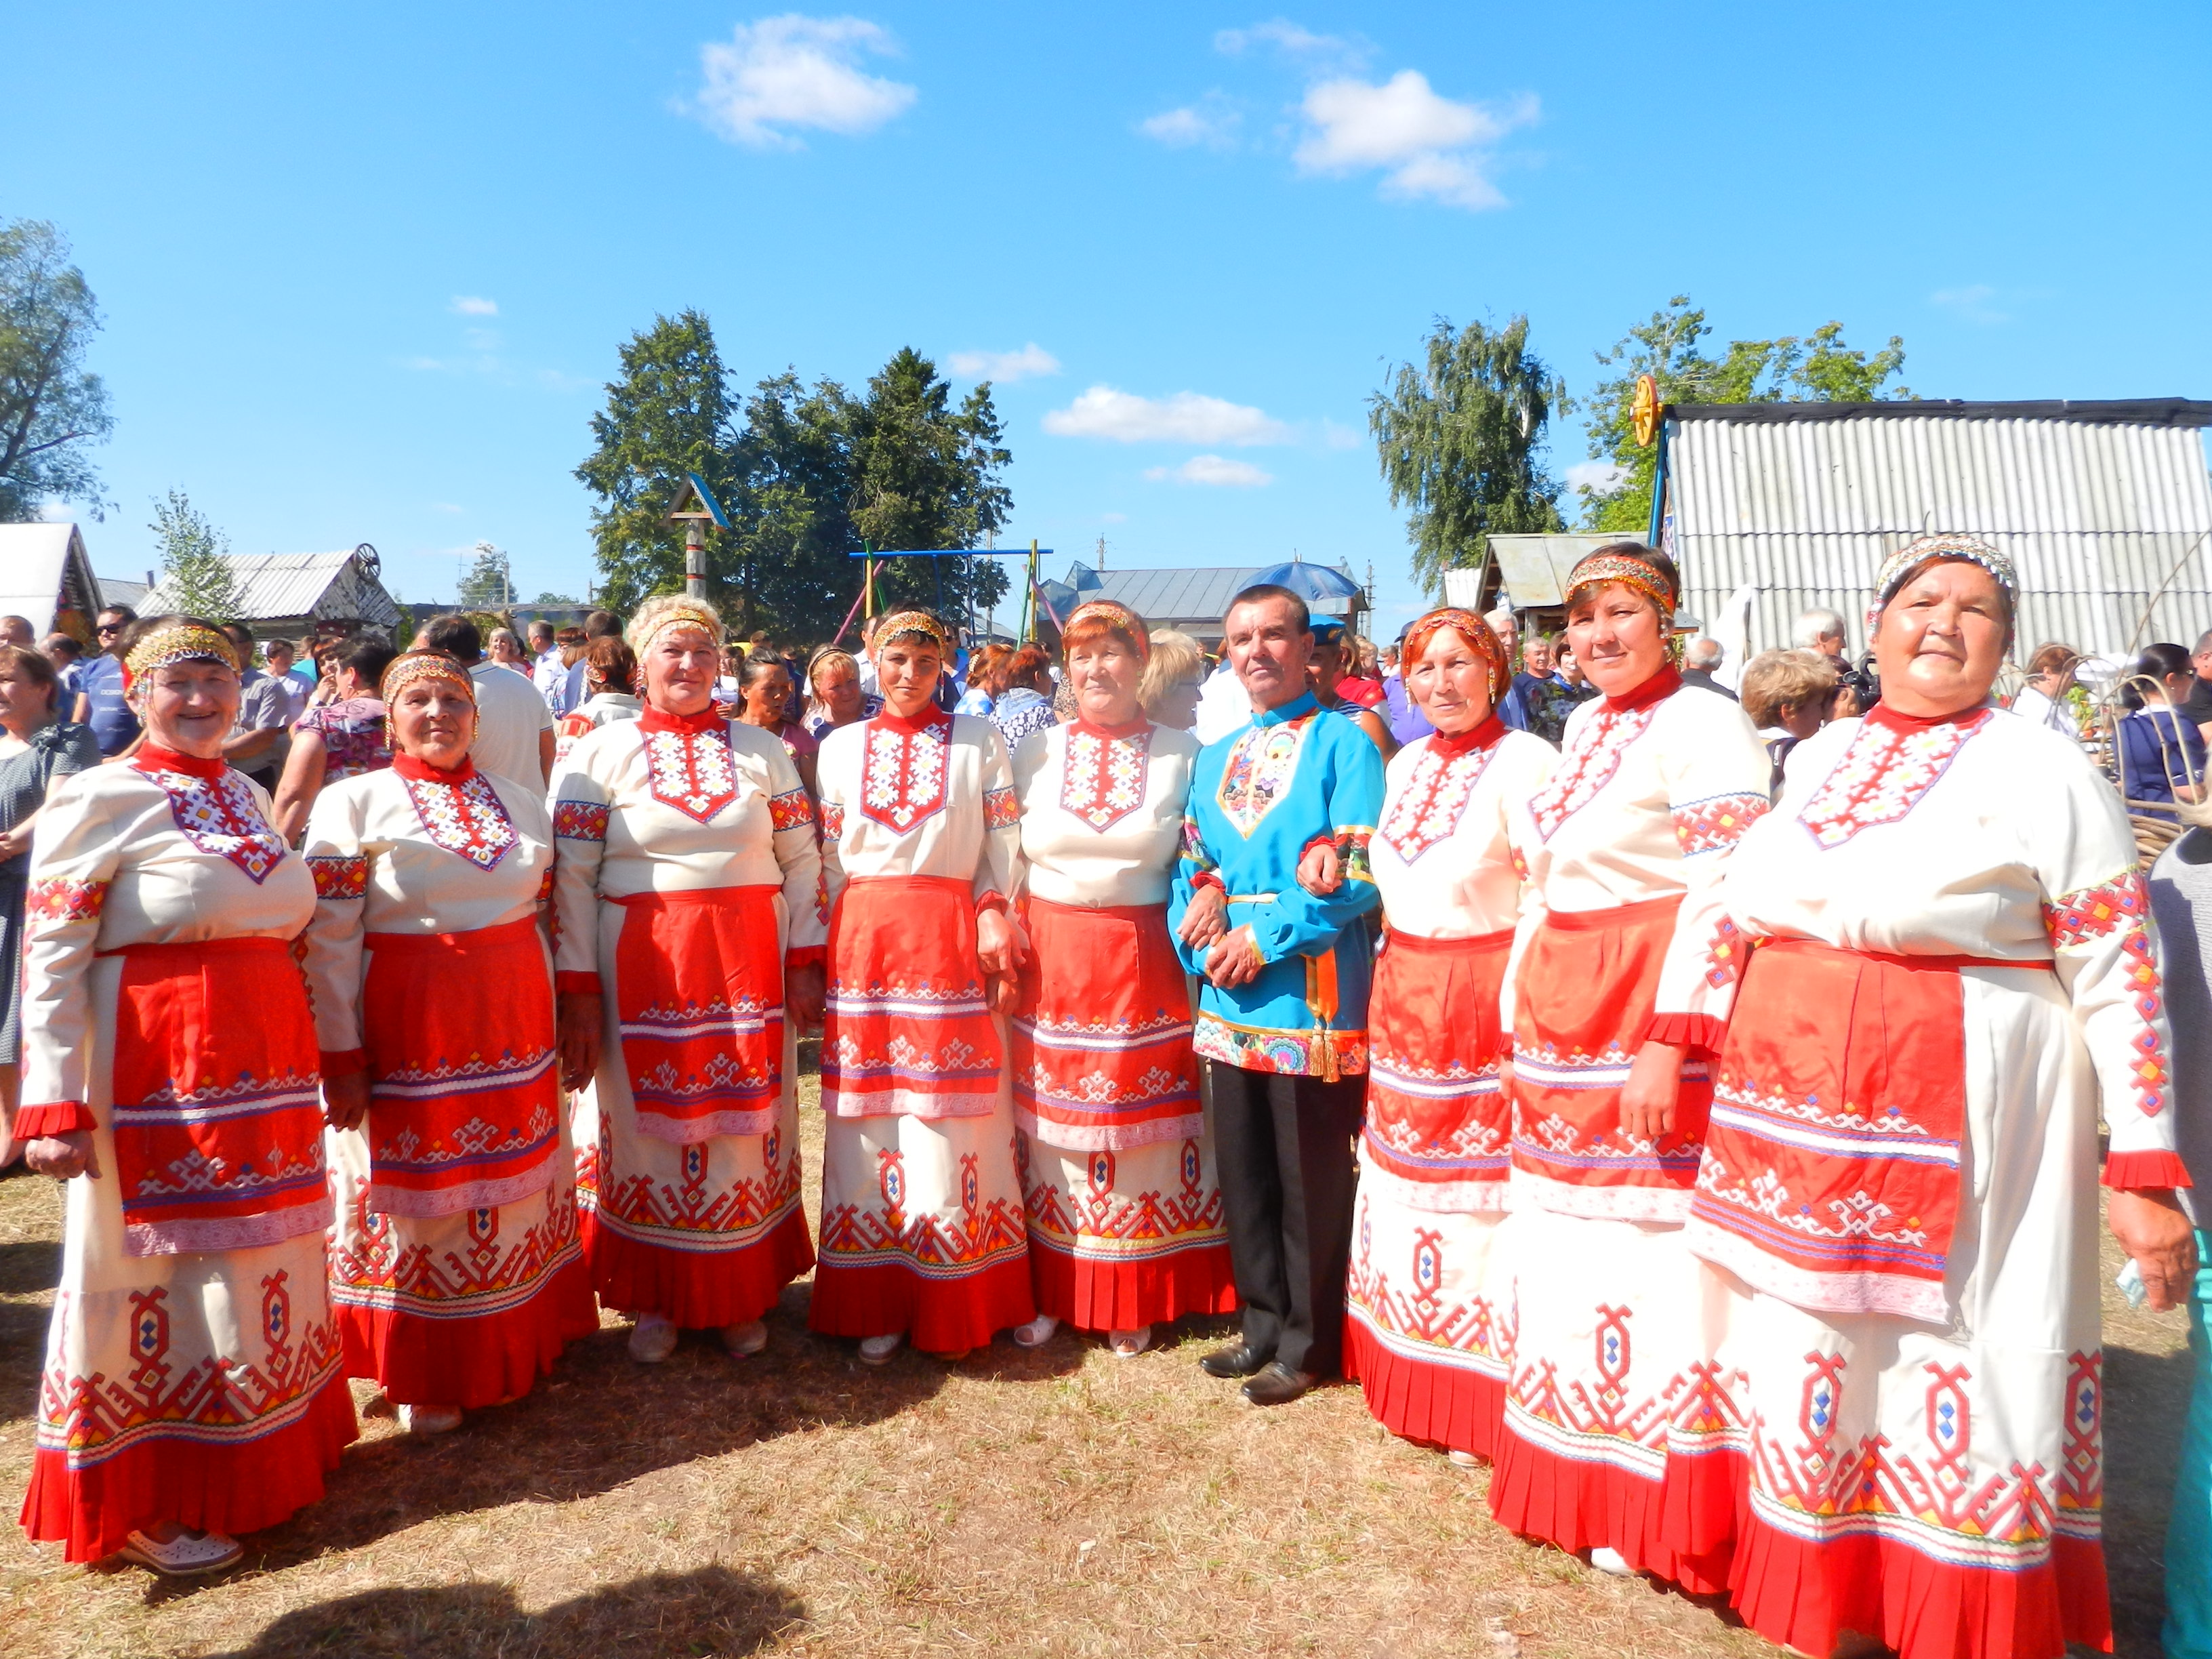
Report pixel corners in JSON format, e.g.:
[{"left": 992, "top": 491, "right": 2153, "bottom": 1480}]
[
  {"left": 1010, "top": 718, "right": 1200, "bottom": 909},
  {"left": 816, "top": 707, "right": 1023, "bottom": 907}
]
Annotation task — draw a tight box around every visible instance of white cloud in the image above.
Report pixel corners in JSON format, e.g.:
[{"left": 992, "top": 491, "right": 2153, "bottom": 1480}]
[
  {"left": 1100, "top": 512, "right": 1127, "bottom": 524},
  {"left": 1565, "top": 459, "right": 1631, "bottom": 495},
  {"left": 692, "top": 15, "right": 916, "bottom": 150},
  {"left": 1145, "top": 454, "right": 1274, "bottom": 488},
  {"left": 1931, "top": 283, "right": 2009, "bottom": 325},
  {"left": 450, "top": 295, "right": 498, "bottom": 316},
  {"left": 1139, "top": 94, "right": 1242, "bottom": 150},
  {"left": 1319, "top": 418, "right": 1364, "bottom": 450},
  {"left": 1214, "top": 20, "right": 1366, "bottom": 67},
  {"left": 945, "top": 342, "right": 1061, "bottom": 383},
  {"left": 1044, "top": 385, "right": 1288, "bottom": 446},
  {"left": 1294, "top": 73, "right": 1534, "bottom": 209}
]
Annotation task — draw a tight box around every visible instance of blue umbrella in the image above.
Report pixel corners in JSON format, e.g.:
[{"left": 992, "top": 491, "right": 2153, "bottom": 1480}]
[{"left": 1246, "top": 558, "right": 1363, "bottom": 602}]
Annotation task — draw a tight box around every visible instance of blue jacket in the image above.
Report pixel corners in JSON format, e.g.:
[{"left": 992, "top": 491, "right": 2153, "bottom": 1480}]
[{"left": 1169, "top": 692, "right": 1384, "bottom": 1080}]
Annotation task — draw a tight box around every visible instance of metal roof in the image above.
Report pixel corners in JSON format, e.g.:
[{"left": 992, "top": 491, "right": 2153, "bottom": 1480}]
[
  {"left": 142, "top": 547, "right": 400, "bottom": 631},
  {"left": 1675, "top": 397, "right": 2212, "bottom": 428},
  {"left": 1057, "top": 562, "right": 1357, "bottom": 638},
  {"left": 1666, "top": 406, "right": 2212, "bottom": 659}
]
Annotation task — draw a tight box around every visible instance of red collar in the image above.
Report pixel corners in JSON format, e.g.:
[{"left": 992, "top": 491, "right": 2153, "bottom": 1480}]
[
  {"left": 391, "top": 751, "right": 478, "bottom": 784},
  {"left": 1425, "top": 714, "right": 1505, "bottom": 758},
  {"left": 134, "top": 743, "right": 226, "bottom": 780},
  {"left": 1599, "top": 663, "right": 1681, "bottom": 715},
  {"left": 1073, "top": 714, "right": 1151, "bottom": 741},
  {"left": 1867, "top": 699, "right": 1990, "bottom": 734},
  {"left": 639, "top": 702, "right": 726, "bottom": 736},
  {"left": 876, "top": 702, "right": 952, "bottom": 737}
]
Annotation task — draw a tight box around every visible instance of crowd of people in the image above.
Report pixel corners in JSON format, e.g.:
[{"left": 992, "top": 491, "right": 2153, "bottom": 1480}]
[{"left": 2, "top": 533, "right": 2211, "bottom": 1659}]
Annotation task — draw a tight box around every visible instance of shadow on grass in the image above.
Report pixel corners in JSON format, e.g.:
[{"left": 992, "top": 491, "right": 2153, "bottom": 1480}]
[
  {"left": 2104, "top": 1340, "right": 2196, "bottom": 1658},
  {"left": 204, "top": 1563, "right": 804, "bottom": 1658},
  {"left": 0, "top": 1236, "right": 62, "bottom": 1297}
]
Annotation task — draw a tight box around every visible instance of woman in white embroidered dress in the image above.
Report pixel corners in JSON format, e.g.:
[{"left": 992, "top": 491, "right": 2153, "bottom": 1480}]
[
  {"left": 810, "top": 609, "right": 1033, "bottom": 1364},
  {"left": 1005, "top": 600, "right": 1233, "bottom": 1359},
  {"left": 16, "top": 617, "right": 356, "bottom": 1575},
  {"left": 302, "top": 651, "right": 596, "bottom": 1436},
  {"left": 1668, "top": 535, "right": 2197, "bottom": 1659},
  {"left": 550, "top": 598, "right": 825, "bottom": 1364},
  {"left": 1330, "top": 606, "right": 1555, "bottom": 1465},
  {"left": 1493, "top": 544, "right": 1771, "bottom": 1585}
]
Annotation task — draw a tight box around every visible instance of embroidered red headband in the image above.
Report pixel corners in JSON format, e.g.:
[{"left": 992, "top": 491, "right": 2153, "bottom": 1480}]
[
  {"left": 381, "top": 650, "right": 477, "bottom": 703},
  {"left": 125, "top": 624, "right": 241, "bottom": 682},
  {"left": 1564, "top": 549, "right": 1677, "bottom": 619},
  {"left": 1062, "top": 600, "right": 1150, "bottom": 663},
  {"left": 1402, "top": 607, "right": 1510, "bottom": 705}
]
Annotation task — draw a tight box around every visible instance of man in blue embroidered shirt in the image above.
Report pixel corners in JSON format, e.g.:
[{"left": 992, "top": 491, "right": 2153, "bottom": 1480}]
[{"left": 1169, "top": 584, "right": 1383, "bottom": 1406}]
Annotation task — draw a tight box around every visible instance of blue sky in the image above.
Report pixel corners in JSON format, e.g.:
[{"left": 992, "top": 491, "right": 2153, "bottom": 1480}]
[{"left": 7, "top": 2, "right": 2209, "bottom": 633}]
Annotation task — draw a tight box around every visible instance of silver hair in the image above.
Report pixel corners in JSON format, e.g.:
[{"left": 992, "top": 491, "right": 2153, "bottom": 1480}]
[
  {"left": 1684, "top": 636, "right": 1725, "bottom": 671},
  {"left": 1793, "top": 608, "right": 1848, "bottom": 648}
]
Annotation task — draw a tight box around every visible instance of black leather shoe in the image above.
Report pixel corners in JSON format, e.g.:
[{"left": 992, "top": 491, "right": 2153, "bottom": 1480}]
[
  {"left": 1240, "top": 1361, "right": 1316, "bottom": 1406},
  {"left": 1199, "top": 1340, "right": 1271, "bottom": 1379}
]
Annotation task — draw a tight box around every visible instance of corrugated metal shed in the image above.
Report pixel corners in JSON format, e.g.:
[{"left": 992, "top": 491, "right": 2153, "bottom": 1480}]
[
  {"left": 1055, "top": 562, "right": 1358, "bottom": 642},
  {"left": 1666, "top": 400, "right": 2212, "bottom": 658},
  {"left": 142, "top": 546, "right": 401, "bottom": 634}
]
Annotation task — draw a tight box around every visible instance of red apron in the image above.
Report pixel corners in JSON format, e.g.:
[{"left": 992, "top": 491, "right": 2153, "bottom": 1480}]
[
  {"left": 823, "top": 875, "right": 1001, "bottom": 1118},
  {"left": 613, "top": 885, "right": 785, "bottom": 1143},
  {"left": 1365, "top": 926, "right": 1513, "bottom": 1208}
]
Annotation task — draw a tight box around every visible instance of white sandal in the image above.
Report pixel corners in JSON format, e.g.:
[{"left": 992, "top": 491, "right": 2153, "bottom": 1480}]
[
  {"left": 720, "top": 1319, "right": 768, "bottom": 1357},
  {"left": 1107, "top": 1326, "right": 1152, "bottom": 1358},
  {"left": 857, "top": 1332, "right": 903, "bottom": 1366},
  {"left": 1012, "top": 1313, "right": 1059, "bottom": 1349},
  {"left": 627, "top": 1313, "right": 679, "bottom": 1364},
  {"left": 398, "top": 1403, "right": 463, "bottom": 1437},
  {"left": 118, "top": 1526, "right": 243, "bottom": 1576}
]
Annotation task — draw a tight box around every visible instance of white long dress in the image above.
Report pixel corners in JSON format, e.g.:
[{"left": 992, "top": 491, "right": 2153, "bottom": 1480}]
[
  {"left": 16, "top": 750, "right": 356, "bottom": 1560},
  {"left": 809, "top": 705, "right": 1035, "bottom": 1353},
  {"left": 1672, "top": 701, "right": 2182, "bottom": 1659}
]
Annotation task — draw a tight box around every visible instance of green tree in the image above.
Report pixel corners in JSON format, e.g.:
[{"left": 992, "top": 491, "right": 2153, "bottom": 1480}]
[
  {"left": 573, "top": 310, "right": 743, "bottom": 614},
  {"left": 0, "top": 220, "right": 114, "bottom": 521},
  {"left": 1580, "top": 296, "right": 1912, "bottom": 533},
  {"left": 727, "top": 369, "right": 864, "bottom": 634},
  {"left": 1369, "top": 315, "right": 1568, "bottom": 595},
  {"left": 456, "top": 541, "right": 513, "bottom": 609},
  {"left": 149, "top": 489, "right": 245, "bottom": 623}
]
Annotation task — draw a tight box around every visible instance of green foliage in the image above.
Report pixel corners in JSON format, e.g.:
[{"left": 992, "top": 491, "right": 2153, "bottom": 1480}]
[
  {"left": 1580, "top": 297, "right": 1912, "bottom": 533},
  {"left": 1369, "top": 315, "right": 1567, "bottom": 596},
  {"left": 529, "top": 590, "right": 580, "bottom": 607},
  {"left": 0, "top": 220, "right": 114, "bottom": 521},
  {"left": 577, "top": 319, "right": 1014, "bottom": 638},
  {"left": 148, "top": 489, "right": 245, "bottom": 623},
  {"left": 457, "top": 542, "right": 514, "bottom": 609}
]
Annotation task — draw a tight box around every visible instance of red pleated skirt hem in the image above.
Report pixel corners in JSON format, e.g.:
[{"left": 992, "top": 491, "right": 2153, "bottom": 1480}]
[
  {"left": 19, "top": 1372, "right": 359, "bottom": 1563},
  {"left": 1027, "top": 1234, "right": 1237, "bottom": 1332},
  {"left": 1725, "top": 1507, "right": 2110, "bottom": 1659},
  {"left": 336, "top": 1254, "right": 601, "bottom": 1408},
  {"left": 1488, "top": 1420, "right": 1726, "bottom": 1592},
  {"left": 807, "top": 1252, "right": 1036, "bottom": 1355},
  {"left": 1343, "top": 1314, "right": 1504, "bottom": 1462},
  {"left": 582, "top": 1206, "right": 814, "bottom": 1329}
]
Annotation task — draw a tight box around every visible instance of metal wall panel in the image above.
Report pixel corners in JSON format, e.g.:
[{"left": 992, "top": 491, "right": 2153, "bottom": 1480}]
[{"left": 1670, "top": 415, "right": 2212, "bottom": 659}]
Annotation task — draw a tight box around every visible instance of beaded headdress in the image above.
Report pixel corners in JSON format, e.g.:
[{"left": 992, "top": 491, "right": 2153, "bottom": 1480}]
[
  {"left": 637, "top": 602, "right": 724, "bottom": 650},
  {"left": 1563, "top": 547, "right": 1678, "bottom": 618},
  {"left": 125, "top": 624, "right": 240, "bottom": 681},
  {"left": 1062, "top": 600, "right": 1151, "bottom": 662},
  {"left": 1402, "top": 606, "right": 1510, "bottom": 705},
  {"left": 1866, "top": 533, "right": 2018, "bottom": 632},
  {"left": 874, "top": 609, "right": 949, "bottom": 652},
  {"left": 380, "top": 650, "right": 477, "bottom": 704}
]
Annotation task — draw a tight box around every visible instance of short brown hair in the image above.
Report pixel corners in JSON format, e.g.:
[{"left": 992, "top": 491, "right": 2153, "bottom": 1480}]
[
  {"left": 1002, "top": 644, "right": 1052, "bottom": 695},
  {"left": 1740, "top": 649, "right": 1839, "bottom": 729},
  {"left": 0, "top": 642, "right": 61, "bottom": 714},
  {"left": 585, "top": 636, "right": 638, "bottom": 695},
  {"left": 2027, "top": 641, "right": 2080, "bottom": 677}
]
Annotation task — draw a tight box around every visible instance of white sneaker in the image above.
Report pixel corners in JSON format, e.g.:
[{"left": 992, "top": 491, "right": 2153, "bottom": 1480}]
[
  {"left": 720, "top": 1319, "right": 769, "bottom": 1357},
  {"left": 398, "top": 1403, "right": 464, "bottom": 1437},
  {"left": 857, "top": 1332, "right": 903, "bottom": 1366},
  {"left": 1107, "top": 1326, "right": 1152, "bottom": 1357},
  {"left": 627, "top": 1313, "right": 679, "bottom": 1364},
  {"left": 1589, "top": 1546, "right": 1633, "bottom": 1576},
  {"left": 1446, "top": 1448, "right": 1481, "bottom": 1469},
  {"left": 1011, "top": 1313, "right": 1059, "bottom": 1349},
  {"left": 119, "top": 1526, "right": 243, "bottom": 1576}
]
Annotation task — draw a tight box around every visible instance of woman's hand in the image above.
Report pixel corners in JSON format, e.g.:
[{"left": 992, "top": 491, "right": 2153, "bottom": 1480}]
[
  {"left": 26, "top": 1132, "right": 98, "bottom": 1181},
  {"left": 2109, "top": 1188, "right": 2199, "bottom": 1313},
  {"left": 1177, "top": 886, "right": 1227, "bottom": 951},
  {"left": 558, "top": 990, "right": 605, "bottom": 1092},
  {"left": 976, "top": 907, "right": 1019, "bottom": 979},
  {"left": 321, "top": 1071, "right": 370, "bottom": 1132},
  {"left": 787, "top": 962, "right": 825, "bottom": 1031},
  {"left": 1204, "top": 925, "right": 1266, "bottom": 990},
  {"left": 1296, "top": 841, "right": 1343, "bottom": 896},
  {"left": 1618, "top": 1040, "right": 1687, "bottom": 1149}
]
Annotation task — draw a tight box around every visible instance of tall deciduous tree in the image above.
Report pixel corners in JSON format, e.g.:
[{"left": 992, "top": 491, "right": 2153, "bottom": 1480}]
[
  {"left": 1580, "top": 296, "right": 1911, "bottom": 533},
  {"left": 457, "top": 541, "right": 514, "bottom": 609},
  {"left": 1370, "top": 315, "right": 1567, "bottom": 595},
  {"left": 0, "top": 220, "right": 114, "bottom": 521},
  {"left": 573, "top": 310, "right": 743, "bottom": 613},
  {"left": 149, "top": 489, "right": 245, "bottom": 623}
]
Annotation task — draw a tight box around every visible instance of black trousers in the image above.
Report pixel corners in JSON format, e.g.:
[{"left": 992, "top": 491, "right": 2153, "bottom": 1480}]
[{"left": 1205, "top": 1059, "right": 1365, "bottom": 1377}]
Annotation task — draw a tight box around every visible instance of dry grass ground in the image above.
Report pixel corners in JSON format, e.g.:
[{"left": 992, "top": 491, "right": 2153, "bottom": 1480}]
[{"left": 0, "top": 1065, "right": 2192, "bottom": 1658}]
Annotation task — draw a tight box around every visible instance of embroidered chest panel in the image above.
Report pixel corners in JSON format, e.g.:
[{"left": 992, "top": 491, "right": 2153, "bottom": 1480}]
[
  {"left": 642, "top": 725, "right": 739, "bottom": 823},
  {"left": 143, "top": 765, "right": 287, "bottom": 884},
  {"left": 1379, "top": 741, "right": 1494, "bottom": 863},
  {"left": 1529, "top": 703, "right": 1659, "bottom": 842},
  {"left": 1216, "top": 716, "right": 1312, "bottom": 838},
  {"left": 1797, "top": 713, "right": 1989, "bottom": 850},
  {"left": 861, "top": 717, "right": 951, "bottom": 833},
  {"left": 404, "top": 773, "right": 518, "bottom": 871},
  {"left": 1061, "top": 727, "right": 1153, "bottom": 832}
]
